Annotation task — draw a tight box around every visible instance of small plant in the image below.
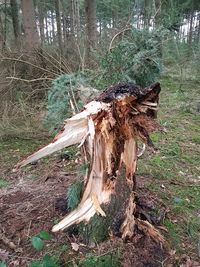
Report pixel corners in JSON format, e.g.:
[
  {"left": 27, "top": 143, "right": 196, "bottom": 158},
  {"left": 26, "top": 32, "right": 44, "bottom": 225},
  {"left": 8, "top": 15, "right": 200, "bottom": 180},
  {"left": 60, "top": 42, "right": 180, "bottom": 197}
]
[
  {"left": 30, "top": 236, "right": 44, "bottom": 251},
  {"left": 67, "top": 180, "right": 83, "bottom": 210},
  {"left": 30, "top": 254, "right": 59, "bottom": 267},
  {"left": 37, "top": 230, "right": 52, "bottom": 240},
  {"left": 30, "top": 230, "right": 52, "bottom": 251},
  {"left": 0, "top": 180, "right": 9, "bottom": 188}
]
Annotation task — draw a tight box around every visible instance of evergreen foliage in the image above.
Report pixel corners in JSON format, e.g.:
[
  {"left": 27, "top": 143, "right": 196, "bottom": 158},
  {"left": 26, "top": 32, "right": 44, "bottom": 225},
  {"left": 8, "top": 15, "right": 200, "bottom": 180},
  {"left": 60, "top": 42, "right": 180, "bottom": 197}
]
[
  {"left": 44, "top": 72, "right": 90, "bottom": 133},
  {"left": 45, "top": 27, "right": 163, "bottom": 132},
  {"left": 96, "top": 28, "right": 162, "bottom": 89},
  {"left": 67, "top": 180, "right": 83, "bottom": 210}
]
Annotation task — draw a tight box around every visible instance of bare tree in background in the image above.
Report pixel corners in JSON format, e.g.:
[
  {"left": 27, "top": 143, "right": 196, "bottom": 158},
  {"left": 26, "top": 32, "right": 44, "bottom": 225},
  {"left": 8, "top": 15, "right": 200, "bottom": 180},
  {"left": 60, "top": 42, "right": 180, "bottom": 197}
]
[
  {"left": 21, "top": 0, "right": 40, "bottom": 52},
  {"left": 10, "top": 0, "right": 20, "bottom": 48},
  {"left": 55, "top": 0, "right": 63, "bottom": 53},
  {"left": 85, "top": 0, "right": 97, "bottom": 63},
  {"left": 38, "top": 1, "right": 45, "bottom": 46}
]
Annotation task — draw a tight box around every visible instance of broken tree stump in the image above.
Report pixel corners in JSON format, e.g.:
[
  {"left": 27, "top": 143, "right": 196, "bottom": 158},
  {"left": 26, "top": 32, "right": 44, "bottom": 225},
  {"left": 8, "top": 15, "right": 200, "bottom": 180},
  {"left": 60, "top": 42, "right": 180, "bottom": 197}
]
[{"left": 15, "top": 82, "right": 165, "bottom": 244}]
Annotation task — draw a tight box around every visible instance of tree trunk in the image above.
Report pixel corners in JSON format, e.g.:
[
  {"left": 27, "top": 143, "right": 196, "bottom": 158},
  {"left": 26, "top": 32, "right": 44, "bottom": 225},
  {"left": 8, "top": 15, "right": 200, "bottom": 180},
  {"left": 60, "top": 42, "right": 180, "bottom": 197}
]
[
  {"left": 70, "top": 0, "right": 75, "bottom": 38},
  {"left": 143, "top": 0, "right": 150, "bottom": 29},
  {"left": 85, "top": 0, "right": 96, "bottom": 63},
  {"left": 10, "top": 0, "right": 21, "bottom": 48},
  {"left": 45, "top": 15, "right": 50, "bottom": 44},
  {"left": 38, "top": 2, "right": 45, "bottom": 46},
  {"left": 0, "top": 14, "right": 6, "bottom": 51},
  {"left": 72, "top": 0, "right": 81, "bottom": 37},
  {"left": 15, "top": 82, "right": 165, "bottom": 244},
  {"left": 153, "top": 0, "right": 162, "bottom": 57},
  {"left": 76, "top": 0, "right": 81, "bottom": 37},
  {"left": 62, "top": 13, "right": 67, "bottom": 48},
  {"left": 21, "top": 0, "right": 40, "bottom": 51},
  {"left": 198, "top": 13, "right": 200, "bottom": 44},
  {"left": 3, "top": 0, "right": 8, "bottom": 50},
  {"left": 51, "top": 10, "right": 55, "bottom": 43},
  {"left": 55, "top": 0, "right": 63, "bottom": 53},
  {"left": 188, "top": 0, "right": 194, "bottom": 49}
]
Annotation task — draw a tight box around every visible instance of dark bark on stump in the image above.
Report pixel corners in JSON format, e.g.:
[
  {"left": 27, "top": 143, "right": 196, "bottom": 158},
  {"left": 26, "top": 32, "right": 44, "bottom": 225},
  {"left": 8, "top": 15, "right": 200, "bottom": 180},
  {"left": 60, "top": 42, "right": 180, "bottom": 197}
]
[{"left": 82, "top": 167, "right": 135, "bottom": 244}]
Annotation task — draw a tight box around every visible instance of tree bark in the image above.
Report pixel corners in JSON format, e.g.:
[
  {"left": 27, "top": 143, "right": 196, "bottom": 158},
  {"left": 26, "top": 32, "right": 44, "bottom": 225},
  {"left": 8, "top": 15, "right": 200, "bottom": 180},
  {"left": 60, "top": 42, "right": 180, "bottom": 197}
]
[
  {"left": 38, "top": 1, "right": 45, "bottom": 46},
  {"left": 62, "top": 13, "right": 67, "bottom": 48},
  {"left": 55, "top": 0, "right": 63, "bottom": 53},
  {"left": 198, "top": 13, "right": 200, "bottom": 44},
  {"left": 143, "top": 0, "right": 150, "bottom": 29},
  {"left": 188, "top": 0, "right": 194, "bottom": 49},
  {"left": 51, "top": 10, "right": 55, "bottom": 43},
  {"left": 70, "top": 0, "right": 75, "bottom": 38},
  {"left": 153, "top": 0, "right": 162, "bottom": 57},
  {"left": 0, "top": 14, "right": 6, "bottom": 51},
  {"left": 85, "top": 0, "right": 97, "bottom": 63},
  {"left": 45, "top": 15, "right": 50, "bottom": 44},
  {"left": 10, "top": 0, "right": 21, "bottom": 48},
  {"left": 21, "top": 0, "right": 40, "bottom": 51},
  {"left": 2, "top": 0, "right": 8, "bottom": 50},
  {"left": 75, "top": 0, "right": 81, "bottom": 37}
]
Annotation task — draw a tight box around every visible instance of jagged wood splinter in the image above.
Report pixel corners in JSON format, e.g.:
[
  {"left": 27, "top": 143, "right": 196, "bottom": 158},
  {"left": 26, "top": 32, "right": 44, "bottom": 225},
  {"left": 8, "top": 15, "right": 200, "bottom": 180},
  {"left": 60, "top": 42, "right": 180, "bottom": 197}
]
[{"left": 15, "top": 82, "right": 165, "bottom": 242}]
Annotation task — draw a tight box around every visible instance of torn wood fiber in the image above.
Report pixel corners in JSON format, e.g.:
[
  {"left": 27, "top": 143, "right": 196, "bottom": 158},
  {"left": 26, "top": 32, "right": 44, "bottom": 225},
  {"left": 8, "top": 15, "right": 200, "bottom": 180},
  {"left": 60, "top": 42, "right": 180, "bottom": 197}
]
[{"left": 15, "top": 82, "right": 164, "bottom": 242}]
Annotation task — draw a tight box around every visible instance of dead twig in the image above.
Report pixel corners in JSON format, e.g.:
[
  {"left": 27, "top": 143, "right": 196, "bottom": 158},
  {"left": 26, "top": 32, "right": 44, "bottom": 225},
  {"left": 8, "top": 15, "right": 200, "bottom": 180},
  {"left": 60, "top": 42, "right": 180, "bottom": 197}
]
[
  {"left": 109, "top": 28, "right": 131, "bottom": 52},
  {"left": 1, "top": 57, "right": 58, "bottom": 76},
  {"left": 0, "top": 232, "right": 22, "bottom": 253},
  {"left": 6, "top": 77, "right": 53, "bottom": 82}
]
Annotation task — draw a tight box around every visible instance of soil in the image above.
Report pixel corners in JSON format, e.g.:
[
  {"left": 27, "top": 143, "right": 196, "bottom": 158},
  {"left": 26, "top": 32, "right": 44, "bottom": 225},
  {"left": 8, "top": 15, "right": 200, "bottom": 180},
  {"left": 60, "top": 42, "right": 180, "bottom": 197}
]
[{"left": 0, "top": 159, "right": 173, "bottom": 267}]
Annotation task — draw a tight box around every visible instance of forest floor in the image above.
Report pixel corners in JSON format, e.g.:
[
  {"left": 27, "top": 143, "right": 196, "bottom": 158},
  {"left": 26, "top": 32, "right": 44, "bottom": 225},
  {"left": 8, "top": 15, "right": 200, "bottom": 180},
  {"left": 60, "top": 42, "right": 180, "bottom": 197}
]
[{"left": 0, "top": 77, "right": 200, "bottom": 267}]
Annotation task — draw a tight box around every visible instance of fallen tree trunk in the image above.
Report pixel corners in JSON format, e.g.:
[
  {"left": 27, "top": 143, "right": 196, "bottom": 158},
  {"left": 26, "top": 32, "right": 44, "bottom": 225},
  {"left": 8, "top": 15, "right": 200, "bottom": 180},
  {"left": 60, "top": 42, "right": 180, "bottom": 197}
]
[{"left": 15, "top": 82, "right": 165, "bottom": 243}]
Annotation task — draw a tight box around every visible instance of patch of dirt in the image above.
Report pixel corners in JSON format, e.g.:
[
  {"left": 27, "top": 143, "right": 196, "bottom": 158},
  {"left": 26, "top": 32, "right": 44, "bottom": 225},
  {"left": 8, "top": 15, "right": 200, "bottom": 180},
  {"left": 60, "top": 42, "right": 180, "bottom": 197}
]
[
  {"left": 0, "top": 165, "right": 171, "bottom": 267},
  {"left": 0, "top": 170, "right": 74, "bottom": 266},
  {"left": 98, "top": 236, "right": 167, "bottom": 267}
]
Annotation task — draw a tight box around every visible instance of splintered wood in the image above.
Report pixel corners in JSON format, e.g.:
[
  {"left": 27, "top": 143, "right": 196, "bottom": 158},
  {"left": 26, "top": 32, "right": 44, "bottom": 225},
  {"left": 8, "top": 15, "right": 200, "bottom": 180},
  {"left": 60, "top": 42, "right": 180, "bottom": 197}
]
[{"left": 15, "top": 82, "right": 165, "bottom": 242}]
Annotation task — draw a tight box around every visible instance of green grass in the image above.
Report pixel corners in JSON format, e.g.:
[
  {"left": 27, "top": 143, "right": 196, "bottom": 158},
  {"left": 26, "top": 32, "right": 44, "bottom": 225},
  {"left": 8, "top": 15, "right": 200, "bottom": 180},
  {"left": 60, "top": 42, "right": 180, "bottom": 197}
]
[{"left": 137, "top": 78, "right": 200, "bottom": 257}]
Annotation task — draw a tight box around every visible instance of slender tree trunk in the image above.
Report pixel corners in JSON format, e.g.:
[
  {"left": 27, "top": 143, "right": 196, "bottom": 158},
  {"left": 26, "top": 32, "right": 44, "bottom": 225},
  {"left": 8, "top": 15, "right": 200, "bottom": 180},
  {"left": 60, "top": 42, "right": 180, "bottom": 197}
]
[
  {"left": 72, "top": 0, "right": 81, "bottom": 37},
  {"left": 62, "top": 13, "right": 67, "bottom": 48},
  {"left": 55, "top": 0, "right": 63, "bottom": 53},
  {"left": 85, "top": 0, "right": 97, "bottom": 64},
  {"left": 153, "top": 0, "right": 162, "bottom": 57},
  {"left": 143, "top": 0, "right": 150, "bottom": 29},
  {"left": 10, "top": 0, "right": 21, "bottom": 48},
  {"left": 38, "top": 2, "right": 45, "bottom": 46},
  {"left": 3, "top": 0, "right": 7, "bottom": 50},
  {"left": 188, "top": 0, "right": 194, "bottom": 49},
  {"left": 70, "top": 0, "right": 75, "bottom": 38},
  {"left": 51, "top": 11, "right": 55, "bottom": 43},
  {"left": 45, "top": 15, "right": 50, "bottom": 44},
  {"left": 99, "top": 19, "right": 102, "bottom": 37},
  {"left": 21, "top": 0, "right": 40, "bottom": 51},
  {"left": 0, "top": 14, "right": 6, "bottom": 51},
  {"left": 198, "top": 14, "right": 200, "bottom": 44}
]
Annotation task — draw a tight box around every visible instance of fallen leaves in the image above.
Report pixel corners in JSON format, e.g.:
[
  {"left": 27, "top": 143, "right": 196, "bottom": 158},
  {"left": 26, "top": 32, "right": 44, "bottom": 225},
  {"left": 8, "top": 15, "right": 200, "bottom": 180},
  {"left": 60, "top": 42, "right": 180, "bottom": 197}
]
[{"left": 71, "top": 242, "right": 79, "bottom": 251}]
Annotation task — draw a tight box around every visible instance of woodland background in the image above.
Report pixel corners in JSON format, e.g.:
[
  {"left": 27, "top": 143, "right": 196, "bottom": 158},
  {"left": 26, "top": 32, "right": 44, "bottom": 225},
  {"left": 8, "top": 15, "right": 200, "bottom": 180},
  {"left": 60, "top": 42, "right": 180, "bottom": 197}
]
[{"left": 0, "top": 0, "right": 200, "bottom": 266}]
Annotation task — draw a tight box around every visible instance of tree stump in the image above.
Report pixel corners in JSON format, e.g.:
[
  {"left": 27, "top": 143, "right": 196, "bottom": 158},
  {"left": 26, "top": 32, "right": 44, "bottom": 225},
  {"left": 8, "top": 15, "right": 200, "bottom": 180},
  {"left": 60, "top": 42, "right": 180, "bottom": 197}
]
[{"left": 15, "top": 82, "right": 165, "bottom": 243}]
